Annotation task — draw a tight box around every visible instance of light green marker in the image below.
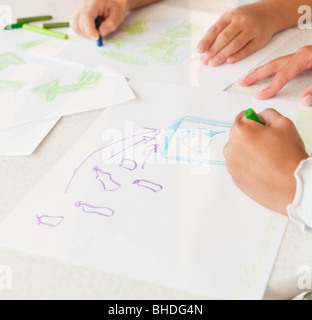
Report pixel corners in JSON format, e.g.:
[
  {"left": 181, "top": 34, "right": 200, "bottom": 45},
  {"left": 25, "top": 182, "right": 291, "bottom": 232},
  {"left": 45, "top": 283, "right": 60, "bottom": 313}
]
[
  {"left": 22, "top": 24, "right": 68, "bottom": 40},
  {"left": 245, "top": 108, "right": 266, "bottom": 126}
]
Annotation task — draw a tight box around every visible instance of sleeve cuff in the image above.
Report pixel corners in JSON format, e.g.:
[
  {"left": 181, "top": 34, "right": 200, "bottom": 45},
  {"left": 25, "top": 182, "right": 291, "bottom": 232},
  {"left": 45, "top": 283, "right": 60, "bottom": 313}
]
[{"left": 287, "top": 157, "right": 312, "bottom": 232}]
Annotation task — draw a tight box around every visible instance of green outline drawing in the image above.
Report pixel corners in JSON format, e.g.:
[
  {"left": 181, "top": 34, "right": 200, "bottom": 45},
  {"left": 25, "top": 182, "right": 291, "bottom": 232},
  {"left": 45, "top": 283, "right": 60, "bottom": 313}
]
[
  {"left": 31, "top": 68, "right": 103, "bottom": 102},
  {"left": 100, "top": 50, "right": 148, "bottom": 66},
  {"left": 0, "top": 52, "right": 25, "bottom": 72},
  {"left": 161, "top": 21, "right": 203, "bottom": 39},
  {"left": 121, "top": 20, "right": 149, "bottom": 36},
  {"left": 134, "top": 38, "right": 180, "bottom": 65},
  {"left": 106, "top": 35, "right": 131, "bottom": 49},
  {"left": 0, "top": 80, "right": 27, "bottom": 93},
  {"left": 17, "top": 38, "right": 48, "bottom": 51}
]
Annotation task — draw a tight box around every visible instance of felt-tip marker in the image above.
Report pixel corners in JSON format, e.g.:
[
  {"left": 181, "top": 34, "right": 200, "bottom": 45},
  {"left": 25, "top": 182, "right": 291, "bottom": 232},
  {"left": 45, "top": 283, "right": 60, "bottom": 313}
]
[
  {"left": 244, "top": 108, "right": 266, "bottom": 126},
  {"left": 95, "top": 17, "right": 103, "bottom": 47}
]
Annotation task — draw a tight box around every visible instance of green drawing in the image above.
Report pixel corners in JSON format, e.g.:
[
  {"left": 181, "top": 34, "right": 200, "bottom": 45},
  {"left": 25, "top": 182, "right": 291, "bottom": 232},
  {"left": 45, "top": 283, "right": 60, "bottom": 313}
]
[
  {"left": 78, "top": 68, "right": 103, "bottom": 88},
  {"left": 31, "top": 68, "right": 103, "bottom": 102},
  {"left": 297, "top": 109, "right": 312, "bottom": 154},
  {"left": 17, "top": 38, "right": 48, "bottom": 51},
  {"left": 135, "top": 38, "right": 180, "bottom": 64},
  {"left": 0, "top": 80, "right": 27, "bottom": 93},
  {"left": 0, "top": 52, "right": 25, "bottom": 72},
  {"left": 106, "top": 36, "right": 130, "bottom": 49},
  {"left": 161, "top": 21, "right": 203, "bottom": 39},
  {"left": 100, "top": 50, "right": 148, "bottom": 65},
  {"left": 121, "top": 20, "right": 149, "bottom": 36}
]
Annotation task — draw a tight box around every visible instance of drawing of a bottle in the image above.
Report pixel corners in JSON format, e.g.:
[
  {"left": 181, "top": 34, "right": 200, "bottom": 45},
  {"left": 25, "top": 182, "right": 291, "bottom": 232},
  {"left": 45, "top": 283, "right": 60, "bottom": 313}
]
[
  {"left": 93, "top": 166, "right": 121, "bottom": 191},
  {"left": 74, "top": 202, "right": 114, "bottom": 217}
]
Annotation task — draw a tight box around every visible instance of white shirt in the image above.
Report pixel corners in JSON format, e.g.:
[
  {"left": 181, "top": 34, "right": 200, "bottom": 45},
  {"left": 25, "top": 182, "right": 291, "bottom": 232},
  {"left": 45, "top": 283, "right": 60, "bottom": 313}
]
[{"left": 288, "top": 157, "right": 312, "bottom": 232}]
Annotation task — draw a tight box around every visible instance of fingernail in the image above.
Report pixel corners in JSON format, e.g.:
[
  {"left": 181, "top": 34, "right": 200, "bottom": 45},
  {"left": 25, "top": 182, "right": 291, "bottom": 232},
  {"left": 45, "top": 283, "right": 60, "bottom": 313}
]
[
  {"left": 209, "top": 58, "right": 220, "bottom": 67},
  {"left": 238, "top": 79, "right": 246, "bottom": 86},
  {"left": 302, "top": 94, "right": 312, "bottom": 107},
  {"left": 255, "top": 88, "right": 274, "bottom": 100},
  {"left": 200, "top": 54, "right": 209, "bottom": 65}
]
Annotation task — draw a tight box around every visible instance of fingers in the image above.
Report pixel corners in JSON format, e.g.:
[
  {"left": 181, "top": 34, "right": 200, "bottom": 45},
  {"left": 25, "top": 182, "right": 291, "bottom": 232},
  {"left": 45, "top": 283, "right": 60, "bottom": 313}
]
[
  {"left": 226, "top": 39, "right": 258, "bottom": 64},
  {"left": 72, "top": 2, "right": 99, "bottom": 40},
  {"left": 209, "top": 30, "right": 256, "bottom": 66},
  {"left": 301, "top": 84, "right": 312, "bottom": 107},
  {"left": 200, "top": 23, "right": 243, "bottom": 65},
  {"left": 254, "top": 57, "right": 304, "bottom": 100},
  {"left": 72, "top": 0, "right": 127, "bottom": 40},
  {"left": 98, "top": 7, "right": 123, "bottom": 37},
  {"left": 197, "top": 15, "right": 230, "bottom": 54},
  {"left": 238, "top": 55, "right": 291, "bottom": 87},
  {"left": 239, "top": 46, "right": 312, "bottom": 100},
  {"left": 79, "top": 9, "right": 100, "bottom": 40},
  {"left": 257, "top": 108, "right": 285, "bottom": 127},
  {"left": 230, "top": 109, "right": 290, "bottom": 144}
]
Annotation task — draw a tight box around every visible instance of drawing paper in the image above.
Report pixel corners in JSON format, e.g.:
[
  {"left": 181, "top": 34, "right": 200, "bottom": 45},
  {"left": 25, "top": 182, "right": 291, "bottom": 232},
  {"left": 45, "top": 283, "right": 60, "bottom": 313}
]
[
  {"left": 0, "top": 50, "right": 135, "bottom": 130},
  {"left": 0, "top": 80, "right": 306, "bottom": 300},
  {"left": 0, "top": 117, "right": 59, "bottom": 156},
  {"left": 29, "top": 4, "right": 298, "bottom": 90}
]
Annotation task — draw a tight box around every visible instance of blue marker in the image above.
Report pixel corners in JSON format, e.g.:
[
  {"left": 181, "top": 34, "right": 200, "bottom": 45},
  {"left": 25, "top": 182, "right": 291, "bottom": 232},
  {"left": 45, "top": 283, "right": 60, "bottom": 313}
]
[{"left": 95, "top": 17, "right": 103, "bottom": 47}]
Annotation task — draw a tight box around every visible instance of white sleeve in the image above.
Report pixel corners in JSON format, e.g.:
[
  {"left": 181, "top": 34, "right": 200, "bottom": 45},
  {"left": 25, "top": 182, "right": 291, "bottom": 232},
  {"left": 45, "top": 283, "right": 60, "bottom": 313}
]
[{"left": 287, "top": 157, "right": 312, "bottom": 232}]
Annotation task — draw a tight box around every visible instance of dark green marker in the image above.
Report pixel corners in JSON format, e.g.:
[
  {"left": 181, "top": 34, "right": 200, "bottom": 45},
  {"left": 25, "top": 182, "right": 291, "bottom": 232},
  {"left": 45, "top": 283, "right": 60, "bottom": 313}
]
[
  {"left": 17, "top": 15, "right": 53, "bottom": 23},
  {"left": 43, "top": 22, "right": 70, "bottom": 29},
  {"left": 4, "top": 22, "right": 27, "bottom": 30},
  {"left": 245, "top": 108, "right": 266, "bottom": 126}
]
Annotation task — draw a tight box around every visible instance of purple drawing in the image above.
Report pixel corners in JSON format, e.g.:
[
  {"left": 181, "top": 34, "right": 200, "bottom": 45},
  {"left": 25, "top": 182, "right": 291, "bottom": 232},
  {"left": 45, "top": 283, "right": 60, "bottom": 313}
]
[
  {"left": 75, "top": 202, "right": 114, "bottom": 217},
  {"left": 142, "top": 144, "right": 159, "bottom": 169},
  {"left": 109, "top": 135, "right": 157, "bottom": 159},
  {"left": 133, "top": 179, "right": 163, "bottom": 193},
  {"left": 93, "top": 166, "right": 121, "bottom": 191},
  {"left": 36, "top": 215, "right": 64, "bottom": 227},
  {"left": 65, "top": 127, "right": 162, "bottom": 193},
  {"left": 119, "top": 158, "right": 137, "bottom": 171}
]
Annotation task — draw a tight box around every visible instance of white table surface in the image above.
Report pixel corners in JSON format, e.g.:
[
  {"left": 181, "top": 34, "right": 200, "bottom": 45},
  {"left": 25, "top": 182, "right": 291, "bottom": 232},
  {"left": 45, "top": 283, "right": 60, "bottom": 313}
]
[{"left": 0, "top": 0, "right": 312, "bottom": 300}]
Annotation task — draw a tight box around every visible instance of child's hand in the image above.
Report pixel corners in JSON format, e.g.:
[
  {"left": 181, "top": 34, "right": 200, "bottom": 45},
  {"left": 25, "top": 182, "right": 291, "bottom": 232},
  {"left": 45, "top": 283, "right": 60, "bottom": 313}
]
[
  {"left": 239, "top": 46, "right": 312, "bottom": 105},
  {"left": 223, "top": 108, "right": 309, "bottom": 215},
  {"left": 73, "top": 0, "right": 128, "bottom": 40},
  {"left": 197, "top": 3, "right": 279, "bottom": 67}
]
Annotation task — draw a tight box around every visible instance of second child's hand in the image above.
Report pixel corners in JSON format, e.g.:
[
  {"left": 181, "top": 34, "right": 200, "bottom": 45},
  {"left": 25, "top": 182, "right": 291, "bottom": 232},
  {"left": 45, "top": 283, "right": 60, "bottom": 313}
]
[{"left": 238, "top": 46, "right": 312, "bottom": 106}]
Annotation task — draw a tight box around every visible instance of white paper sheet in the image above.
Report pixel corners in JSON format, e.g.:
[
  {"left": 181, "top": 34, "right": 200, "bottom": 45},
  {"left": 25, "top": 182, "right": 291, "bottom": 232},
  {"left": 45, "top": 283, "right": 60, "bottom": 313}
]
[
  {"left": 0, "top": 80, "right": 305, "bottom": 300},
  {"left": 0, "top": 49, "right": 135, "bottom": 130},
  {"left": 29, "top": 4, "right": 298, "bottom": 90},
  {"left": 0, "top": 117, "right": 59, "bottom": 156}
]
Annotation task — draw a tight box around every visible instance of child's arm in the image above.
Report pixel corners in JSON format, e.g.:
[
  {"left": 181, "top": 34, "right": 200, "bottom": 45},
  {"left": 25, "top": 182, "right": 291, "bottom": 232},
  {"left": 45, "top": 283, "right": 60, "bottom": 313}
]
[
  {"left": 197, "top": 0, "right": 312, "bottom": 67},
  {"left": 239, "top": 46, "right": 312, "bottom": 104},
  {"left": 73, "top": 0, "right": 160, "bottom": 40},
  {"left": 223, "top": 108, "right": 309, "bottom": 215}
]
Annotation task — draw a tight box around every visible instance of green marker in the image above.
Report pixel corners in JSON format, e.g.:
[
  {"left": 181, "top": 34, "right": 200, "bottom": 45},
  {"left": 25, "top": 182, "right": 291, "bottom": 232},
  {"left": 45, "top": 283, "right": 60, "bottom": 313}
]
[
  {"left": 245, "top": 108, "right": 266, "bottom": 126},
  {"left": 4, "top": 22, "right": 27, "bottom": 30},
  {"left": 43, "top": 22, "right": 70, "bottom": 29},
  {"left": 22, "top": 24, "right": 68, "bottom": 40},
  {"left": 17, "top": 15, "right": 52, "bottom": 23}
]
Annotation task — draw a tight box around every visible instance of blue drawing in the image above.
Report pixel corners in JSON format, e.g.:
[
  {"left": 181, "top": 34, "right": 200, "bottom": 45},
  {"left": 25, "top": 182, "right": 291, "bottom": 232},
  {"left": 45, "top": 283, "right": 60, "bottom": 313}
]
[{"left": 160, "top": 116, "right": 233, "bottom": 166}]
